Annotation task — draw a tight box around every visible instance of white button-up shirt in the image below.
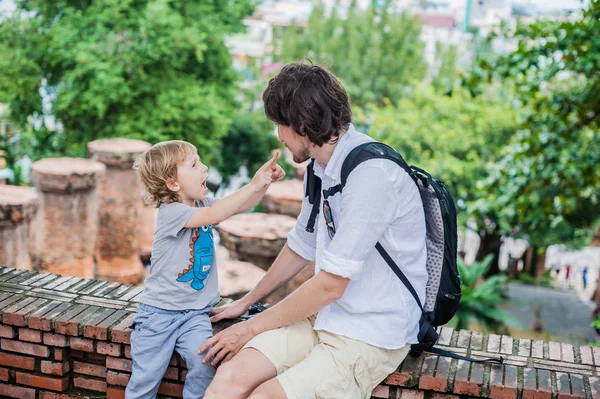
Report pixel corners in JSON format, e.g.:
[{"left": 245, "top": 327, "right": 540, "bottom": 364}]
[{"left": 287, "top": 124, "right": 428, "bottom": 349}]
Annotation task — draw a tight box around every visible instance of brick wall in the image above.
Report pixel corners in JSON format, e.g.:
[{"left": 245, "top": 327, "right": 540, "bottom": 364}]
[{"left": 0, "top": 266, "right": 598, "bottom": 399}]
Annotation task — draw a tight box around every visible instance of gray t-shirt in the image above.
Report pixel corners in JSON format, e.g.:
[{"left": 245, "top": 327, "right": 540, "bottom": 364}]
[{"left": 139, "top": 197, "right": 220, "bottom": 310}]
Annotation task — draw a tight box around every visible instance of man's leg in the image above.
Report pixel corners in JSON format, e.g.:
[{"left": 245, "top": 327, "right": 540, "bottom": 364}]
[
  {"left": 205, "top": 316, "right": 318, "bottom": 399},
  {"left": 203, "top": 348, "right": 277, "bottom": 399}
]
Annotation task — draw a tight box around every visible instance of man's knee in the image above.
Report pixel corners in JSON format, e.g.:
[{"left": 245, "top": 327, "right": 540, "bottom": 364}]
[
  {"left": 248, "top": 379, "right": 287, "bottom": 399},
  {"left": 204, "top": 362, "right": 250, "bottom": 399}
]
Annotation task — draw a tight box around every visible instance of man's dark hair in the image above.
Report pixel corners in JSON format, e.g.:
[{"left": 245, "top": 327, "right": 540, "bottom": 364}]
[{"left": 262, "top": 62, "right": 352, "bottom": 146}]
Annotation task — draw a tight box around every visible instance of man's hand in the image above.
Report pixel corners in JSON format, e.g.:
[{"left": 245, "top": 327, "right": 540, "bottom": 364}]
[
  {"left": 250, "top": 152, "right": 279, "bottom": 192},
  {"left": 209, "top": 299, "right": 248, "bottom": 323},
  {"left": 198, "top": 321, "right": 255, "bottom": 366}
]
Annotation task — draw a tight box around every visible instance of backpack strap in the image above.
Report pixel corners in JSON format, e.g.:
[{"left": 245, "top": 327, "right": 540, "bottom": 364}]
[
  {"left": 428, "top": 347, "right": 504, "bottom": 364},
  {"left": 304, "top": 160, "right": 321, "bottom": 233}
]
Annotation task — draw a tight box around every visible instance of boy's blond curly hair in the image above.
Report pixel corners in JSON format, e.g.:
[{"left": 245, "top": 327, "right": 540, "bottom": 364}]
[{"left": 133, "top": 140, "right": 197, "bottom": 207}]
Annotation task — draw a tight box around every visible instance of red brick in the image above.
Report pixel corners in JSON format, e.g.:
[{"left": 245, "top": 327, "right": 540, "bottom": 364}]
[
  {"left": 518, "top": 339, "right": 532, "bottom": 357},
  {"left": 0, "top": 351, "right": 35, "bottom": 370},
  {"left": 487, "top": 334, "right": 501, "bottom": 353},
  {"left": 181, "top": 369, "right": 187, "bottom": 381},
  {"left": 456, "top": 330, "right": 471, "bottom": 348},
  {"left": 124, "top": 344, "right": 131, "bottom": 359},
  {"left": 0, "top": 367, "right": 8, "bottom": 381},
  {"left": 41, "top": 360, "right": 70, "bottom": 376},
  {"left": 569, "top": 374, "right": 585, "bottom": 399},
  {"left": 39, "top": 393, "right": 87, "bottom": 399},
  {"left": 98, "top": 341, "right": 121, "bottom": 356},
  {"left": 453, "top": 360, "right": 480, "bottom": 396},
  {"left": 107, "top": 370, "right": 130, "bottom": 387},
  {"left": 54, "top": 348, "right": 66, "bottom": 361},
  {"left": 70, "top": 349, "right": 84, "bottom": 359},
  {"left": 0, "top": 383, "right": 36, "bottom": 399},
  {"left": 106, "top": 356, "right": 133, "bottom": 372},
  {"left": 2, "top": 297, "right": 40, "bottom": 326},
  {"left": 180, "top": 359, "right": 187, "bottom": 369},
  {"left": 43, "top": 333, "right": 68, "bottom": 347},
  {"left": 28, "top": 302, "right": 71, "bottom": 331},
  {"left": 580, "top": 346, "right": 593, "bottom": 365},
  {"left": 398, "top": 390, "right": 425, "bottom": 399},
  {"left": 549, "top": 342, "right": 561, "bottom": 360},
  {"left": 470, "top": 332, "right": 484, "bottom": 351},
  {"left": 73, "top": 376, "right": 107, "bottom": 392},
  {"left": 589, "top": 377, "right": 600, "bottom": 399},
  {"left": 19, "top": 328, "right": 42, "bottom": 343},
  {"left": 560, "top": 344, "right": 574, "bottom": 363},
  {"left": 69, "top": 337, "right": 94, "bottom": 352},
  {"left": 164, "top": 366, "right": 179, "bottom": 380},
  {"left": 0, "top": 325, "right": 15, "bottom": 338},
  {"left": 158, "top": 381, "right": 184, "bottom": 398},
  {"left": 169, "top": 354, "right": 178, "bottom": 366},
  {"left": 85, "top": 352, "right": 106, "bottom": 362},
  {"left": 110, "top": 314, "right": 134, "bottom": 344},
  {"left": 489, "top": 364, "right": 517, "bottom": 399},
  {"left": 371, "top": 385, "right": 389, "bottom": 398},
  {"left": 107, "top": 387, "right": 126, "bottom": 399},
  {"left": 556, "top": 372, "right": 570, "bottom": 399},
  {"left": 419, "top": 356, "right": 447, "bottom": 391},
  {"left": 1, "top": 339, "right": 49, "bottom": 357},
  {"left": 437, "top": 327, "right": 453, "bottom": 346},
  {"left": 430, "top": 395, "right": 460, "bottom": 399},
  {"left": 386, "top": 355, "right": 421, "bottom": 387},
  {"left": 593, "top": 347, "right": 600, "bottom": 365},
  {"left": 73, "top": 361, "right": 107, "bottom": 378},
  {"left": 15, "top": 372, "right": 69, "bottom": 392},
  {"left": 531, "top": 340, "right": 544, "bottom": 359}
]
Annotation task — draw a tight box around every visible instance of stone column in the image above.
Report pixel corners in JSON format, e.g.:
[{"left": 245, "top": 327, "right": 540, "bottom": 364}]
[
  {"left": 217, "top": 213, "right": 296, "bottom": 270},
  {"left": 0, "top": 185, "right": 39, "bottom": 269},
  {"left": 88, "top": 138, "right": 151, "bottom": 284},
  {"left": 30, "top": 158, "right": 105, "bottom": 278},
  {"left": 261, "top": 179, "right": 303, "bottom": 218}
]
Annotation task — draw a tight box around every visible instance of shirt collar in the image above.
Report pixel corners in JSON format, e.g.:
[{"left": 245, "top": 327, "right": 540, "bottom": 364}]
[{"left": 313, "top": 123, "right": 357, "bottom": 181}]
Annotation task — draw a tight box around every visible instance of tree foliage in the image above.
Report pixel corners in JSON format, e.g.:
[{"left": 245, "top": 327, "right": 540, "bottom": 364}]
[
  {"left": 0, "top": 0, "right": 255, "bottom": 161},
  {"left": 355, "top": 84, "right": 517, "bottom": 224},
  {"left": 276, "top": 0, "right": 426, "bottom": 107},
  {"left": 466, "top": 1, "right": 600, "bottom": 249}
]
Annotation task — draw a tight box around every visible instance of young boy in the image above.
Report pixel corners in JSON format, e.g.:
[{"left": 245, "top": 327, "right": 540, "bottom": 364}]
[{"left": 126, "top": 140, "right": 284, "bottom": 398}]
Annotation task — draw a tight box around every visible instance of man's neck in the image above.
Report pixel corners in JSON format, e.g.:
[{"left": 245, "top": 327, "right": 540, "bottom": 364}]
[{"left": 312, "top": 127, "right": 348, "bottom": 168}]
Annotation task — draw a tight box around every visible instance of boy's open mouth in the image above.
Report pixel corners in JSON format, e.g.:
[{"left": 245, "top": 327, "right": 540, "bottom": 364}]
[{"left": 201, "top": 179, "right": 207, "bottom": 190}]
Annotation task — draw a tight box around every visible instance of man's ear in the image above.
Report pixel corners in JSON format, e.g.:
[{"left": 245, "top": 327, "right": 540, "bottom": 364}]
[{"left": 166, "top": 178, "right": 179, "bottom": 192}]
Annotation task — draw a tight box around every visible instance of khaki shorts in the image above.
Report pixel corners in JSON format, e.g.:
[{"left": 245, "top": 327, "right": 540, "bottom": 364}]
[{"left": 244, "top": 316, "right": 410, "bottom": 399}]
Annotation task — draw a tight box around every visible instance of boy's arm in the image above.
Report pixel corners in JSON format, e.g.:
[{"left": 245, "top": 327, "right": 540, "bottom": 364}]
[
  {"left": 235, "top": 156, "right": 285, "bottom": 214},
  {"left": 184, "top": 183, "right": 259, "bottom": 228}
]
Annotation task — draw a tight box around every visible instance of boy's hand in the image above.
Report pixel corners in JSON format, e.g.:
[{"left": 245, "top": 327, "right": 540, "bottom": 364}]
[{"left": 250, "top": 152, "right": 279, "bottom": 192}]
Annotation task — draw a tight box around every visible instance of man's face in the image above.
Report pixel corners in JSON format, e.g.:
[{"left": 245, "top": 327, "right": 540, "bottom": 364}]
[{"left": 276, "top": 125, "right": 311, "bottom": 163}]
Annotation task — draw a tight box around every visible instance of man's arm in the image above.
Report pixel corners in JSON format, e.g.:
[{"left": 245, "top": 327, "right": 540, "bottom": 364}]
[
  {"left": 200, "top": 269, "right": 348, "bottom": 365},
  {"left": 209, "top": 243, "right": 311, "bottom": 323}
]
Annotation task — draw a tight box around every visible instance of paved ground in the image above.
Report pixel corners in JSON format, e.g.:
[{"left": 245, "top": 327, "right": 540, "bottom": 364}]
[{"left": 503, "top": 283, "right": 597, "bottom": 346}]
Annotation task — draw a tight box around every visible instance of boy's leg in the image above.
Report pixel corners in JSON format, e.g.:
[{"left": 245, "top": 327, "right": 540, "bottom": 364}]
[
  {"left": 175, "top": 310, "right": 216, "bottom": 399},
  {"left": 126, "top": 305, "right": 180, "bottom": 399}
]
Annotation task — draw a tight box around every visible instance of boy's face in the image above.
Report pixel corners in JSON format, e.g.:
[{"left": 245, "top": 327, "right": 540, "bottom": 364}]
[{"left": 173, "top": 151, "right": 209, "bottom": 205}]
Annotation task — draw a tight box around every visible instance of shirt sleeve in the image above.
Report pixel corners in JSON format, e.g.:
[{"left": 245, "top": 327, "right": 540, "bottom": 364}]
[
  {"left": 156, "top": 202, "right": 197, "bottom": 238},
  {"left": 319, "top": 165, "right": 399, "bottom": 280},
  {"left": 287, "top": 174, "right": 318, "bottom": 261}
]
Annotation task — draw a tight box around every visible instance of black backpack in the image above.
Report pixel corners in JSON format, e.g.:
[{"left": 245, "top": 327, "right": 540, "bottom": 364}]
[{"left": 304, "top": 142, "right": 503, "bottom": 364}]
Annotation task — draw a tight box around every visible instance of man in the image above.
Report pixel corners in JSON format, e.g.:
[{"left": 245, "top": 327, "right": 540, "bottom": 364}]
[{"left": 200, "top": 62, "right": 428, "bottom": 399}]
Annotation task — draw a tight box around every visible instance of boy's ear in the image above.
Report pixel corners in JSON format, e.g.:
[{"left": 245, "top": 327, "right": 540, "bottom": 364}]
[{"left": 166, "top": 178, "right": 179, "bottom": 192}]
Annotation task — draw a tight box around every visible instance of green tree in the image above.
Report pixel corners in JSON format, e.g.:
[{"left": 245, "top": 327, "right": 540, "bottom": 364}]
[
  {"left": 0, "top": 0, "right": 255, "bottom": 161},
  {"left": 466, "top": 0, "right": 600, "bottom": 273},
  {"left": 216, "top": 110, "right": 291, "bottom": 187},
  {"left": 276, "top": 0, "right": 426, "bottom": 107},
  {"left": 449, "top": 256, "right": 512, "bottom": 332},
  {"left": 356, "top": 84, "right": 517, "bottom": 224}
]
